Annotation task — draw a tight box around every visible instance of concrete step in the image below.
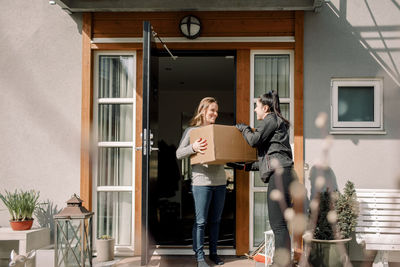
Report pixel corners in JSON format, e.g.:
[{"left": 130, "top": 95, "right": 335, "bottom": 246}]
[{"left": 94, "top": 255, "right": 256, "bottom": 267}]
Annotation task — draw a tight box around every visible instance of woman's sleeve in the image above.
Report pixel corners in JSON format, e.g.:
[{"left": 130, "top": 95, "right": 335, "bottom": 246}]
[
  {"left": 247, "top": 161, "right": 259, "bottom": 171},
  {"left": 176, "top": 128, "right": 196, "bottom": 159},
  {"left": 241, "top": 122, "right": 265, "bottom": 147},
  {"left": 241, "top": 117, "right": 277, "bottom": 147}
]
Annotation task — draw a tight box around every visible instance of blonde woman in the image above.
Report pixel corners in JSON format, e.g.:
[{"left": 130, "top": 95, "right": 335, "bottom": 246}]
[{"left": 176, "top": 97, "right": 226, "bottom": 267}]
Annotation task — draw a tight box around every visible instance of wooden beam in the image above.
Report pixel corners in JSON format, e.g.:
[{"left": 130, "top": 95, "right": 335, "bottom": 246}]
[
  {"left": 92, "top": 11, "right": 295, "bottom": 38},
  {"left": 293, "top": 10, "right": 304, "bottom": 262},
  {"left": 134, "top": 50, "right": 143, "bottom": 255},
  {"left": 294, "top": 11, "right": 304, "bottom": 183},
  {"left": 235, "top": 49, "right": 251, "bottom": 255},
  {"left": 80, "top": 12, "right": 93, "bottom": 211}
]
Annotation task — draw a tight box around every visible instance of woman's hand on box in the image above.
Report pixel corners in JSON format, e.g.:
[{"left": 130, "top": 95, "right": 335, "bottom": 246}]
[
  {"left": 192, "top": 138, "right": 207, "bottom": 154},
  {"left": 236, "top": 123, "right": 249, "bottom": 132}
]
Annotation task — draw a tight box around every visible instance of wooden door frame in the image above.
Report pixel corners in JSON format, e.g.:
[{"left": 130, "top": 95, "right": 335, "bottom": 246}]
[{"left": 80, "top": 11, "right": 304, "bottom": 256}]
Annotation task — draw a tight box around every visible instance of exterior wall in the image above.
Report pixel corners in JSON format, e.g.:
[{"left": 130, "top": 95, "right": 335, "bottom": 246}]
[
  {"left": 0, "top": 0, "right": 82, "bottom": 231},
  {"left": 304, "top": 0, "right": 400, "bottom": 261},
  {"left": 304, "top": 1, "right": 400, "bottom": 191}
]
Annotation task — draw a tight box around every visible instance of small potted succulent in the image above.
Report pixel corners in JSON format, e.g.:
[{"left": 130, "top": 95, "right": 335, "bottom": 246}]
[
  {"left": 96, "top": 235, "right": 115, "bottom": 262},
  {"left": 0, "top": 189, "right": 44, "bottom": 231},
  {"left": 303, "top": 180, "right": 359, "bottom": 267}
]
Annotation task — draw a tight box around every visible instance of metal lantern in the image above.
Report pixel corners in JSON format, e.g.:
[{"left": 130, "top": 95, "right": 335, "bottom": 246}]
[{"left": 54, "top": 194, "right": 94, "bottom": 267}]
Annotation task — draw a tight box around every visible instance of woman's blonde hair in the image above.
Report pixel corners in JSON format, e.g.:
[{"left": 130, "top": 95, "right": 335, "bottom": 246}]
[{"left": 189, "top": 97, "right": 218, "bottom": 126}]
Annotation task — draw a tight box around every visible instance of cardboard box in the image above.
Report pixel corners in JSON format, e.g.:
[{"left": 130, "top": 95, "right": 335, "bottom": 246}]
[{"left": 189, "top": 124, "right": 257, "bottom": 165}]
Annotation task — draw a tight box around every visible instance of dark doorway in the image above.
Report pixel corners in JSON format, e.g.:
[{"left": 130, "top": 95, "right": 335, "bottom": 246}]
[{"left": 152, "top": 51, "right": 236, "bottom": 248}]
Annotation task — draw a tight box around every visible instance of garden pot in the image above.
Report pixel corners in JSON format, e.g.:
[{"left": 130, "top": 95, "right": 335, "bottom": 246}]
[
  {"left": 96, "top": 238, "right": 115, "bottom": 262},
  {"left": 10, "top": 219, "right": 34, "bottom": 231},
  {"left": 305, "top": 237, "right": 352, "bottom": 267}
]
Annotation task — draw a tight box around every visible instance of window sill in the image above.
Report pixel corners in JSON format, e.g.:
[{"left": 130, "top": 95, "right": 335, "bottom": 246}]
[{"left": 329, "top": 130, "right": 387, "bottom": 135}]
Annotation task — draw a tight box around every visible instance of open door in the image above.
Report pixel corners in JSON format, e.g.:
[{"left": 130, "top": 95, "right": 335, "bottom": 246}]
[{"left": 141, "top": 21, "right": 159, "bottom": 266}]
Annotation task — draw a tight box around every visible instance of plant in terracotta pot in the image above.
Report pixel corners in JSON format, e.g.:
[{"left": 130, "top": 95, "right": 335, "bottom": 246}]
[
  {"left": 96, "top": 235, "right": 115, "bottom": 262},
  {"left": 0, "top": 189, "right": 44, "bottom": 231},
  {"left": 303, "top": 181, "right": 359, "bottom": 267}
]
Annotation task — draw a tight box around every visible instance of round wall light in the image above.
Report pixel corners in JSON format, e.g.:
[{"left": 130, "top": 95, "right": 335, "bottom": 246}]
[{"left": 179, "top": 15, "right": 201, "bottom": 39}]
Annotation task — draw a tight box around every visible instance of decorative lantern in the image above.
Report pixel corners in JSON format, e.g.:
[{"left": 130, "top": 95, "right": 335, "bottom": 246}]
[{"left": 54, "top": 194, "right": 94, "bottom": 267}]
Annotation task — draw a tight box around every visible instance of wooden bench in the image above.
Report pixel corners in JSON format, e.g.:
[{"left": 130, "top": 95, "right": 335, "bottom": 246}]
[{"left": 355, "top": 189, "right": 400, "bottom": 267}]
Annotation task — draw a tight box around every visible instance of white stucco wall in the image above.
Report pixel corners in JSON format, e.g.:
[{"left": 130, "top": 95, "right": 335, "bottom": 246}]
[
  {"left": 0, "top": 0, "right": 82, "bottom": 230},
  {"left": 304, "top": 0, "right": 400, "bottom": 192}
]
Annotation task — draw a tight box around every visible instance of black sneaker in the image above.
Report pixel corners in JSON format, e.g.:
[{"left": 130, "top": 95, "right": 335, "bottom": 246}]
[
  {"left": 209, "top": 254, "right": 224, "bottom": 265},
  {"left": 197, "top": 260, "right": 210, "bottom": 267}
]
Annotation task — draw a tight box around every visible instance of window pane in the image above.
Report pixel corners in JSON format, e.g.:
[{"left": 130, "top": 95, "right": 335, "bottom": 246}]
[
  {"left": 99, "top": 55, "right": 134, "bottom": 98},
  {"left": 253, "top": 104, "right": 289, "bottom": 129},
  {"left": 254, "top": 172, "right": 267, "bottom": 187},
  {"left": 338, "top": 86, "right": 374, "bottom": 122},
  {"left": 280, "top": 103, "right": 289, "bottom": 121},
  {"left": 254, "top": 192, "right": 271, "bottom": 246},
  {"left": 98, "top": 148, "right": 132, "bottom": 186},
  {"left": 97, "top": 191, "right": 132, "bottom": 246},
  {"left": 254, "top": 55, "right": 290, "bottom": 98},
  {"left": 98, "top": 104, "right": 133, "bottom": 142}
]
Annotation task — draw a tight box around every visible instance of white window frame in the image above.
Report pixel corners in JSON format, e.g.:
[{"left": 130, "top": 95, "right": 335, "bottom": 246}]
[
  {"left": 92, "top": 51, "right": 137, "bottom": 255},
  {"left": 249, "top": 50, "right": 294, "bottom": 250},
  {"left": 330, "top": 78, "right": 384, "bottom": 133}
]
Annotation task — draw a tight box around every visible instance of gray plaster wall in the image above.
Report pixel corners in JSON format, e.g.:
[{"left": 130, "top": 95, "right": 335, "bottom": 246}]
[
  {"left": 0, "top": 0, "right": 82, "bottom": 233},
  {"left": 304, "top": 0, "right": 400, "bottom": 261},
  {"left": 304, "top": 0, "right": 400, "bottom": 191}
]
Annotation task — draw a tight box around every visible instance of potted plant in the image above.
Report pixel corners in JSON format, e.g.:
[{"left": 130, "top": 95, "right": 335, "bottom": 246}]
[
  {"left": 0, "top": 189, "right": 43, "bottom": 231},
  {"left": 96, "top": 235, "right": 115, "bottom": 262},
  {"left": 303, "top": 181, "right": 359, "bottom": 267}
]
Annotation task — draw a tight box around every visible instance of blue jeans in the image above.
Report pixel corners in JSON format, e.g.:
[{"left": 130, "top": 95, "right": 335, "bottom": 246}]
[{"left": 192, "top": 185, "right": 226, "bottom": 261}]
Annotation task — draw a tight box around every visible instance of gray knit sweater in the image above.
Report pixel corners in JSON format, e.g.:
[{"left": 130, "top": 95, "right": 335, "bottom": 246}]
[{"left": 176, "top": 127, "right": 227, "bottom": 186}]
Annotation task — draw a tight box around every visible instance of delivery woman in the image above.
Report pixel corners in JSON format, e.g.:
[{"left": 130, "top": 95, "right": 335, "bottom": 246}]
[
  {"left": 176, "top": 97, "right": 226, "bottom": 267},
  {"left": 236, "top": 91, "right": 296, "bottom": 265}
]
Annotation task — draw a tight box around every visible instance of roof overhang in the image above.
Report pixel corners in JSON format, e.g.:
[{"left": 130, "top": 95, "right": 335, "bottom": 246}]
[{"left": 52, "top": 0, "right": 325, "bottom": 13}]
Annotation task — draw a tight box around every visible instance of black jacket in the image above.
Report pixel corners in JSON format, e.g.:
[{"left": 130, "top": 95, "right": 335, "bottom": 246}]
[{"left": 241, "top": 113, "right": 293, "bottom": 182}]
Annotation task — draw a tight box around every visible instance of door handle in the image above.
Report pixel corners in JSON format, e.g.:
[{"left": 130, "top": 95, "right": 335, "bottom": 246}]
[
  {"left": 136, "top": 146, "right": 158, "bottom": 152},
  {"left": 140, "top": 129, "right": 159, "bottom": 154}
]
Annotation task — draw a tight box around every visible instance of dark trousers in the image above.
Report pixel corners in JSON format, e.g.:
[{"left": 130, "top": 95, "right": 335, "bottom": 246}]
[
  {"left": 267, "top": 167, "right": 297, "bottom": 255},
  {"left": 192, "top": 185, "right": 226, "bottom": 261}
]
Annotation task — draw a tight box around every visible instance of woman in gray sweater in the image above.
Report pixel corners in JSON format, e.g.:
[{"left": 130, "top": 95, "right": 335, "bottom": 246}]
[{"left": 176, "top": 97, "right": 226, "bottom": 267}]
